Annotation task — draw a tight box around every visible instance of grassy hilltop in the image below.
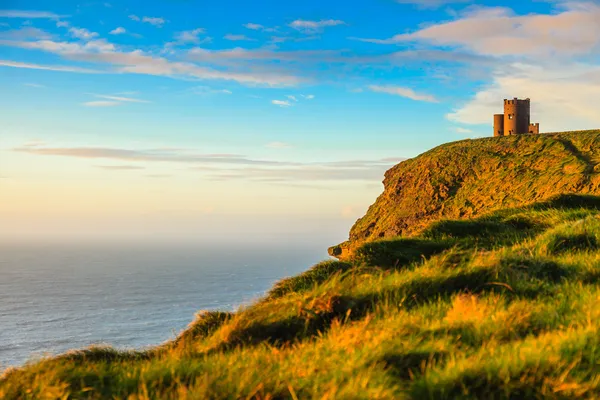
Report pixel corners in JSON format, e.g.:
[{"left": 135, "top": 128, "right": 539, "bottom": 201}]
[{"left": 4, "top": 131, "right": 600, "bottom": 399}]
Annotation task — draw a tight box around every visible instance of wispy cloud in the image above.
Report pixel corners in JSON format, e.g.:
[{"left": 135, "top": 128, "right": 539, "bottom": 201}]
[
  {"left": 109, "top": 27, "right": 126, "bottom": 35},
  {"left": 0, "top": 59, "right": 100, "bottom": 73},
  {"left": 91, "top": 94, "right": 150, "bottom": 103},
  {"left": 223, "top": 34, "right": 255, "bottom": 41},
  {"left": 69, "top": 27, "right": 98, "bottom": 40},
  {"left": 129, "top": 15, "right": 166, "bottom": 27},
  {"left": 142, "top": 16, "right": 165, "bottom": 27},
  {"left": 82, "top": 100, "right": 121, "bottom": 107},
  {"left": 14, "top": 144, "right": 406, "bottom": 183},
  {"left": 0, "top": 27, "right": 52, "bottom": 40},
  {"left": 0, "top": 10, "right": 63, "bottom": 19},
  {"left": 172, "top": 28, "right": 207, "bottom": 45},
  {"left": 0, "top": 38, "right": 302, "bottom": 86},
  {"left": 272, "top": 100, "right": 292, "bottom": 107},
  {"left": 243, "top": 23, "right": 277, "bottom": 32},
  {"left": 368, "top": 85, "right": 438, "bottom": 103},
  {"left": 24, "top": 82, "right": 45, "bottom": 88},
  {"left": 190, "top": 86, "right": 232, "bottom": 95},
  {"left": 289, "top": 19, "right": 345, "bottom": 33},
  {"left": 96, "top": 165, "right": 146, "bottom": 170},
  {"left": 13, "top": 146, "right": 297, "bottom": 166},
  {"left": 286, "top": 95, "right": 298, "bottom": 102}
]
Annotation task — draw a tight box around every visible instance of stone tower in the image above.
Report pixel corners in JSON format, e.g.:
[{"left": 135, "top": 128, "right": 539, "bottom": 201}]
[{"left": 493, "top": 98, "right": 540, "bottom": 136}]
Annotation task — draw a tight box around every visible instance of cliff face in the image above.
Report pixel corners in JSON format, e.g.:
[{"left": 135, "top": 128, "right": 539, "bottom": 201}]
[{"left": 331, "top": 130, "right": 600, "bottom": 258}]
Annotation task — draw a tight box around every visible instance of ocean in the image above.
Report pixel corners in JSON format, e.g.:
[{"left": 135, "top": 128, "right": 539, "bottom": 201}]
[{"left": 0, "top": 241, "right": 328, "bottom": 369}]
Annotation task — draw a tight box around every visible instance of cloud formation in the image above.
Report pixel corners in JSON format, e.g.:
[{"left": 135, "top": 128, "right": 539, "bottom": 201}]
[
  {"left": 0, "top": 59, "right": 100, "bottom": 73},
  {"left": 83, "top": 100, "right": 121, "bottom": 107},
  {"left": 224, "top": 34, "right": 255, "bottom": 41},
  {"left": 243, "top": 23, "right": 276, "bottom": 32},
  {"left": 447, "top": 62, "right": 600, "bottom": 131},
  {"left": 13, "top": 145, "right": 407, "bottom": 183},
  {"left": 109, "top": 27, "right": 126, "bottom": 35},
  {"left": 0, "top": 38, "right": 302, "bottom": 86},
  {"left": 361, "top": 3, "right": 600, "bottom": 58},
  {"left": 369, "top": 85, "right": 438, "bottom": 103},
  {"left": 69, "top": 27, "right": 98, "bottom": 40},
  {"left": 0, "top": 10, "right": 62, "bottom": 19},
  {"left": 272, "top": 100, "right": 292, "bottom": 107},
  {"left": 129, "top": 15, "right": 166, "bottom": 27},
  {"left": 289, "top": 19, "right": 345, "bottom": 33}
]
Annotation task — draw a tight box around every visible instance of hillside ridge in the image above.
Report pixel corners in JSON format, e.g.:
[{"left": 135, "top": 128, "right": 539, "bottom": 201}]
[{"left": 330, "top": 130, "right": 600, "bottom": 259}]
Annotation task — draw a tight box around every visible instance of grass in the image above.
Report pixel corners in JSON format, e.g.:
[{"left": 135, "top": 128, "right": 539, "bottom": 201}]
[{"left": 4, "top": 194, "right": 600, "bottom": 398}]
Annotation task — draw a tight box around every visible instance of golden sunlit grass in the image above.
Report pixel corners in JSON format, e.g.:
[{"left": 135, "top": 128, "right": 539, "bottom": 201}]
[{"left": 4, "top": 193, "right": 600, "bottom": 398}]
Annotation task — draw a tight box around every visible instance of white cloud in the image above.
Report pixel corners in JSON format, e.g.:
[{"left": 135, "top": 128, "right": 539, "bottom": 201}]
[
  {"left": 447, "top": 62, "right": 600, "bottom": 132},
  {"left": 83, "top": 100, "right": 121, "bottom": 107},
  {"left": 224, "top": 34, "right": 255, "bottom": 41},
  {"left": 243, "top": 23, "right": 276, "bottom": 32},
  {"left": 0, "top": 27, "right": 52, "bottom": 40},
  {"left": 56, "top": 20, "right": 69, "bottom": 28},
  {"left": 286, "top": 95, "right": 298, "bottom": 102},
  {"left": 368, "top": 85, "right": 438, "bottom": 103},
  {"left": 128, "top": 14, "right": 140, "bottom": 21},
  {"left": 302, "top": 94, "right": 315, "bottom": 99},
  {"left": 266, "top": 141, "right": 292, "bottom": 149},
  {"left": 172, "top": 28, "right": 206, "bottom": 45},
  {"left": 24, "top": 82, "right": 45, "bottom": 88},
  {"left": 0, "top": 59, "right": 100, "bottom": 73},
  {"left": 92, "top": 94, "right": 150, "bottom": 103},
  {"left": 360, "top": 3, "right": 600, "bottom": 58},
  {"left": 190, "top": 86, "right": 232, "bottom": 95},
  {"left": 69, "top": 27, "right": 98, "bottom": 40},
  {"left": 0, "top": 39, "right": 302, "bottom": 86},
  {"left": 142, "top": 16, "right": 165, "bottom": 27},
  {"left": 289, "top": 19, "right": 345, "bottom": 33},
  {"left": 272, "top": 100, "right": 292, "bottom": 107},
  {"left": 244, "top": 23, "right": 263, "bottom": 30},
  {"left": 110, "top": 27, "right": 126, "bottom": 35},
  {"left": 0, "top": 10, "right": 62, "bottom": 19}
]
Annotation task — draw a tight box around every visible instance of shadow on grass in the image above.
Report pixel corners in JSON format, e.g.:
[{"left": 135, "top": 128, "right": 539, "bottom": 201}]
[{"left": 382, "top": 351, "right": 448, "bottom": 380}]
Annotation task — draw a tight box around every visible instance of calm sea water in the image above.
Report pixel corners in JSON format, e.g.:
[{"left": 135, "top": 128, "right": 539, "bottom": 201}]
[{"left": 0, "top": 242, "right": 328, "bottom": 369}]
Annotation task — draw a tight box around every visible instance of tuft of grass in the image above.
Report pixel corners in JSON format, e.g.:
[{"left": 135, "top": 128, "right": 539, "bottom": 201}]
[{"left": 267, "top": 260, "right": 353, "bottom": 299}]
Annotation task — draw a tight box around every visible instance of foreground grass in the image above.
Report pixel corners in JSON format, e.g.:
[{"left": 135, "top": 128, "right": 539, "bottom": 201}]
[{"left": 4, "top": 194, "right": 600, "bottom": 399}]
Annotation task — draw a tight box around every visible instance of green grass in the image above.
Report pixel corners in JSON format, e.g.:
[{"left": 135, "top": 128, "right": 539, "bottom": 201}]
[{"left": 4, "top": 194, "right": 600, "bottom": 399}]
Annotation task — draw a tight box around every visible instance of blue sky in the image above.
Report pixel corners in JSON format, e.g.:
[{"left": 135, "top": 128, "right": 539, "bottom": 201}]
[{"left": 1, "top": 0, "right": 600, "bottom": 244}]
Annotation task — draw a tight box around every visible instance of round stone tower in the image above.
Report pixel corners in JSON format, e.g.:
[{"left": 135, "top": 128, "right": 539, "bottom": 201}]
[{"left": 504, "top": 98, "right": 531, "bottom": 135}]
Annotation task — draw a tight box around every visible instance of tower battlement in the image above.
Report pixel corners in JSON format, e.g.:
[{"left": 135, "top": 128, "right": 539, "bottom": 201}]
[{"left": 493, "top": 98, "right": 540, "bottom": 136}]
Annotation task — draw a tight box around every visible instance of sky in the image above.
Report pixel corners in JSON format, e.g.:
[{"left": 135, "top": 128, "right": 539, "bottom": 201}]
[{"left": 1, "top": 0, "right": 600, "bottom": 245}]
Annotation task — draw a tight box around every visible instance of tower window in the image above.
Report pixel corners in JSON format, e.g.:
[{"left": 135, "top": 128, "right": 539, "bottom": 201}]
[{"left": 508, "top": 114, "right": 514, "bottom": 120}]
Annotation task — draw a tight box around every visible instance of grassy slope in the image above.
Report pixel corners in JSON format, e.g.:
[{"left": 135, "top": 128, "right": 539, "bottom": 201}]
[{"left": 4, "top": 133, "right": 600, "bottom": 399}]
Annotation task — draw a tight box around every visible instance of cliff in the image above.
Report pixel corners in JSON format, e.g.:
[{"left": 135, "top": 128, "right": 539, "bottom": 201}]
[
  {"left": 331, "top": 130, "right": 600, "bottom": 258},
  {"left": 4, "top": 130, "right": 600, "bottom": 398}
]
